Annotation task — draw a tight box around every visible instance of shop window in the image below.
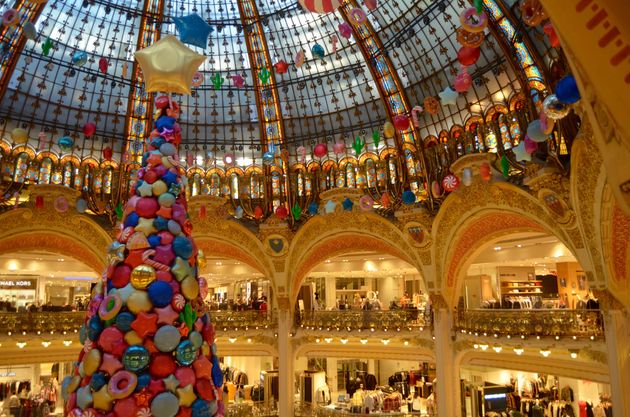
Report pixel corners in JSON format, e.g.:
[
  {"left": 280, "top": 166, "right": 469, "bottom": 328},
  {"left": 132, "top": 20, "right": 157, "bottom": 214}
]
[{"left": 38, "top": 157, "right": 52, "bottom": 184}]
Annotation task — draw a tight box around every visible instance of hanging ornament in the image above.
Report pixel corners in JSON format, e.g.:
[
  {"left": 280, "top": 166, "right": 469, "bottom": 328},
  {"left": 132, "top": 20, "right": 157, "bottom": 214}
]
[
  {"left": 98, "top": 57, "right": 108, "bottom": 74},
  {"left": 172, "top": 13, "right": 213, "bottom": 49},
  {"left": 2, "top": 9, "right": 19, "bottom": 27},
  {"left": 438, "top": 87, "right": 458, "bottom": 106},
  {"left": 11, "top": 128, "right": 28, "bottom": 144},
  {"left": 296, "top": 146, "right": 307, "bottom": 163},
  {"left": 364, "top": 0, "right": 378, "bottom": 11},
  {"left": 393, "top": 114, "right": 410, "bottom": 131},
  {"left": 454, "top": 66, "right": 472, "bottom": 92},
  {"left": 223, "top": 153, "right": 235, "bottom": 165},
  {"left": 258, "top": 68, "right": 271, "bottom": 84},
  {"left": 210, "top": 73, "right": 224, "bottom": 90},
  {"left": 102, "top": 147, "right": 113, "bottom": 161},
  {"left": 348, "top": 8, "right": 367, "bottom": 25},
  {"left": 291, "top": 203, "right": 302, "bottom": 221},
  {"left": 311, "top": 43, "right": 325, "bottom": 60},
  {"left": 37, "top": 132, "right": 48, "bottom": 150},
  {"left": 313, "top": 143, "right": 328, "bottom": 158},
  {"left": 121, "top": 62, "right": 128, "bottom": 78},
  {"left": 520, "top": 0, "right": 547, "bottom": 27},
  {"left": 253, "top": 206, "right": 264, "bottom": 220},
  {"left": 191, "top": 71, "right": 204, "bottom": 87},
  {"left": 555, "top": 75, "right": 581, "bottom": 104},
  {"left": 411, "top": 106, "right": 423, "bottom": 127},
  {"left": 457, "top": 46, "right": 481, "bottom": 66},
  {"left": 294, "top": 50, "right": 306, "bottom": 68},
  {"left": 274, "top": 60, "right": 289, "bottom": 75},
  {"left": 331, "top": 35, "right": 338, "bottom": 54},
  {"left": 423, "top": 97, "right": 440, "bottom": 114},
  {"left": 83, "top": 122, "right": 96, "bottom": 137},
  {"left": 338, "top": 22, "right": 353, "bottom": 39},
  {"left": 542, "top": 94, "right": 570, "bottom": 120},
  {"left": 442, "top": 174, "right": 460, "bottom": 192},
  {"left": 456, "top": 27, "right": 485, "bottom": 48},
  {"left": 383, "top": 122, "right": 395, "bottom": 139},
  {"left": 58, "top": 136, "right": 73, "bottom": 151},
  {"left": 23, "top": 22, "right": 37, "bottom": 40},
  {"left": 298, "top": 0, "right": 343, "bottom": 13},
  {"left": 230, "top": 74, "right": 245, "bottom": 87},
  {"left": 72, "top": 51, "right": 88, "bottom": 66},
  {"left": 262, "top": 151, "right": 275, "bottom": 165},
  {"left": 333, "top": 139, "right": 346, "bottom": 156},
  {"left": 459, "top": 8, "right": 488, "bottom": 33},
  {"left": 372, "top": 131, "right": 380, "bottom": 148},
  {"left": 41, "top": 38, "right": 54, "bottom": 56},
  {"left": 352, "top": 137, "right": 365, "bottom": 156},
  {"left": 276, "top": 205, "right": 289, "bottom": 221}
]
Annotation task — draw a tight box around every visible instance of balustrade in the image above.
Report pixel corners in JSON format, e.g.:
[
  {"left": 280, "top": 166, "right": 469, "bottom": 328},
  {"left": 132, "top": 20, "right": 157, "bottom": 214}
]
[
  {"left": 455, "top": 309, "right": 604, "bottom": 339},
  {"left": 208, "top": 309, "right": 277, "bottom": 332},
  {"left": 298, "top": 309, "right": 432, "bottom": 332}
]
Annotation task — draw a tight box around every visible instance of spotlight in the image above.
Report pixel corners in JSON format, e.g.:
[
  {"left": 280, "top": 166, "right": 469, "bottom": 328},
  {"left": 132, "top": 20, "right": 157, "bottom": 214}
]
[
  {"left": 324, "top": 338, "right": 333, "bottom": 344},
  {"left": 381, "top": 339, "right": 390, "bottom": 345},
  {"left": 340, "top": 338, "right": 348, "bottom": 344},
  {"left": 479, "top": 343, "right": 489, "bottom": 351},
  {"left": 228, "top": 337, "right": 237, "bottom": 343},
  {"left": 16, "top": 342, "right": 26, "bottom": 349},
  {"left": 360, "top": 339, "right": 368, "bottom": 345},
  {"left": 41, "top": 341, "right": 51, "bottom": 348},
  {"left": 569, "top": 349, "right": 579, "bottom": 359},
  {"left": 513, "top": 347, "right": 524, "bottom": 355},
  {"left": 492, "top": 345, "right": 502, "bottom": 353},
  {"left": 539, "top": 349, "right": 551, "bottom": 357}
]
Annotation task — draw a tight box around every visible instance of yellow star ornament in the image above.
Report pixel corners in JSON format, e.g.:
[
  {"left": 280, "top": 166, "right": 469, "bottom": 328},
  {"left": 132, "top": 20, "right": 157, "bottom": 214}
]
[
  {"left": 134, "top": 35, "right": 206, "bottom": 95},
  {"left": 177, "top": 384, "right": 197, "bottom": 407}
]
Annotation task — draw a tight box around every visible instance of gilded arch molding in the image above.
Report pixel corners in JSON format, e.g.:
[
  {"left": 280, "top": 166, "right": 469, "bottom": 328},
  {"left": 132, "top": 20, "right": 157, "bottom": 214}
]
[
  {"left": 285, "top": 211, "right": 422, "bottom": 306},
  {"left": 433, "top": 181, "right": 584, "bottom": 306}
]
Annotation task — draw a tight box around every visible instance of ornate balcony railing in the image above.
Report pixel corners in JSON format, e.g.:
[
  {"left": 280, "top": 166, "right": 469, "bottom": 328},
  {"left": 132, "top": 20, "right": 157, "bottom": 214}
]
[
  {"left": 455, "top": 309, "right": 604, "bottom": 339},
  {"left": 0, "top": 310, "right": 277, "bottom": 337},
  {"left": 298, "top": 309, "right": 432, "bottom": 332},
  {"left": 207, "top": 310, "right": 277, "bottom": 332},
  {"left": 0, "top": 311, "right": 85, "bottom": 336}
]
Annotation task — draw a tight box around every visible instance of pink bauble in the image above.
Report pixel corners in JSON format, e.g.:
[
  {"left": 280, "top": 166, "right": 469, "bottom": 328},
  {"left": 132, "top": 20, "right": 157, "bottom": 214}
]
[
  {"left": 454, "top": 67, "right": 472, "bottom": 93},
  {"left": 339, "top": 22, "right": 353, "bottom": 39},
  {"left": 313, "top": 143, "right": 327, "bottom": 158},
  {"left": 333, "top": 141, "right": 346, "bottom": 155},
  {"left": 524, "top": 137, "right": 538, "bottom": 154}
]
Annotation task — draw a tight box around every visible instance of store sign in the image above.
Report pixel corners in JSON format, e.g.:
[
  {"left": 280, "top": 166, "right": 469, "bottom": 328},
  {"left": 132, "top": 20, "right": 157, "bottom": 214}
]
[
  {"left": 0, "top": 372, "right": 16, "bottom": 377},
  {"left": 0, "top": 278, "right": 37, "bottom": 290}
]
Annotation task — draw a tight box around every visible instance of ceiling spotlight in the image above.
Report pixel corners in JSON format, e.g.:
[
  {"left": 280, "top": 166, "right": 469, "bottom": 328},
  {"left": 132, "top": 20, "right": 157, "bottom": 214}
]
[
  {"left": 315, "top": 338, "right": 321, "bottom": 343},
  {"left": 403, "top": 340, "right": 409, "bottom": 346},
  {"left": 324, "top": 338, "right": 333, "bottom": 344},
  {"left": 513, "top": 347, "right": 524, "bottom": 355},
  {"left": 479, "top": 343, "right": 489, "bottom": 351},
  {"left": 494, "top": 246, "right": 502, "bottom": 251},
  {"left": 473, "top": 344, "right": 479, "bottom": 349},
  {"left": 16, "top": 342, "right": 26, "bottom": 349},
  {"left": 381, "top": 339, "right": 390, "bottom": 345},
  {"left": 539, "top": 349, "right": 551, "bottom": 357},
  {"left": 340, "top": 338, "right": 348, "bottom": 344},
  {"left": 63, "top": 340, "right": 73, "bottom": 347},
  {"left": 360, "top": 339, "right": 368, "bottom": 345},
  {"left": 247, "top": 338, "right": 252, "bottom": 344},
  {"left": 228, "top": 337, "right": 237, "bottom": 343},
  {"left": 492, "top": 345, "right": 503, "bottom": 353},
  {"left": 41, "top": 341, "right": 51, "bottom": 348},
  {"left": 569, "top": 349, "right": 579, "bottom": 359}
]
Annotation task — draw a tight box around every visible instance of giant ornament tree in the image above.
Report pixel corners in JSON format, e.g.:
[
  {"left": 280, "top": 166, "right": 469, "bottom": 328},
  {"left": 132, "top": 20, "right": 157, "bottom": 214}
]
[{"left": 62, "top": 36, "right": 224, "bottom": 417}]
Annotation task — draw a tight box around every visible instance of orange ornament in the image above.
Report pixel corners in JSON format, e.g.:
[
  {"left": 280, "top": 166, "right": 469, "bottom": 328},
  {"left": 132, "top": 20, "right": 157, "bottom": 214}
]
[
  {"left": 423, "top": 97, "right": 440, "bottom": 115},
  {"left": 456, "top": 27, "right": 485, "bottom": 48}
]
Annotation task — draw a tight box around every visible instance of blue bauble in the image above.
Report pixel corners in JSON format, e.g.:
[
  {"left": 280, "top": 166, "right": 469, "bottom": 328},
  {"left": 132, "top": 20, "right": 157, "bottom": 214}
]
[
  {"left": 311, "top": 43, "right": 325, "bottom": 59},
  {"left": 211, "top": 357, "right": 224, "bottom": 388},
  {"left": 262, "top": 151, "right": 275, "bottom": 165},
  {"left": 57, "top": 136, "right": 74, "bottom": 151},
  {"left": 308, "top": 202, "right": 319, "bottom": 215},
  {"left": 172, "top": 236, "right": 193, "bottom": 259},
  {"left": 555, "top": 75, "right": 580, "bottom": 104},
  {"left": 162, "top": 171, "right": 178, "bottom": 186},
  {"left": 87, "top": 315, "right": 103, "bottom": 341},
  {"left": 155, "top": 116, "right": 176, "bottom": 132},
  {"left": 402, "top": 190, "right": 416, "bottom": 205},
  {"left": 150, "top": 137, "right": 166, "bottom": 150},
  {"left": 136, "top": 373, "right": 151, "bottom": 391},
  {"left": 153, "top": 217, "right": 169, "bottom": 232},
  {"left": 72, "top": 51, "right": 88, "bottom": 66},
  {"left": 115, "top": 312, "right": 135, "bottom": 333},
  {"left": 147, "top": 280, "right": 173, "bottom": 308},
  {"left": 122, "top": 345, "right": 150, "bottom": 372},
  {"left": 124, "top": 211, "right": 139, "bottom": 228},
  {"left": 141, "top": 152, "right": 150, "bottom": 167},
  {"left": 191, "top": 400, "right": 213, "bottom": 417},
  {"left": 90, "top": 373, "right": 107, "bottom": 391},
  {"left": 175, "top": 340, "right": 197, "bottom": 366},
  {"left": 148, "top": 233, "right": 162, "bottom": 247},
  {"left": 79, "top": 324, "right": 88, "bottom": 344}
]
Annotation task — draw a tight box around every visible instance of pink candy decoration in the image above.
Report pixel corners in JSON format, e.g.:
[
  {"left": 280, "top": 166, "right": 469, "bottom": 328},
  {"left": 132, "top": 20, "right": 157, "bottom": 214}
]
[
  {"left": 411, "top": 106, "right": 423, "bottom": 127},
  {"left": 454, "top": 66, "right": 472, "bottom": 93},
  {"left": 339, "top": 22, "right": 353, "bottom": 39},
  {"left": 524, "top": 137, "right": 538, "bottom": 154}
]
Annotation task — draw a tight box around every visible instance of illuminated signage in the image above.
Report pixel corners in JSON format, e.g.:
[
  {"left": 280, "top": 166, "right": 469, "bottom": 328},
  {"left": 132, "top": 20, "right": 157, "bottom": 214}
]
[{"left": 0, "top": 278, "right": 37, "bottom": 290}]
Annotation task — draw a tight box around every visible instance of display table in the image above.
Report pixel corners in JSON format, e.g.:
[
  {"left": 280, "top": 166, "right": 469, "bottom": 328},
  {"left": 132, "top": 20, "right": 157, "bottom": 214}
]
[{"left": 314, "top": 404, "right": 428, "bottom": 416}]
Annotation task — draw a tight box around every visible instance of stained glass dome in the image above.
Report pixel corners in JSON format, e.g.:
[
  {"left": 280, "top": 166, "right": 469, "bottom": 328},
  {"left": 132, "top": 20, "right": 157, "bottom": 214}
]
[{"left": 0, "top": 0, "right": 569, "bottom": 221}]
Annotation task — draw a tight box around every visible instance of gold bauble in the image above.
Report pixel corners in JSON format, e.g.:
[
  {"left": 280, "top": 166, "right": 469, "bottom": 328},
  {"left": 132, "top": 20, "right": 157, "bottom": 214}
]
[
  {"left": 130, "top": 265, "right": 156, "bottom": 290},
  {"left": 197, "top": 249, "right": 207, "bottom": 270},
  {"left": 383, "top": 122, "right": 395, "bottom": 139}
]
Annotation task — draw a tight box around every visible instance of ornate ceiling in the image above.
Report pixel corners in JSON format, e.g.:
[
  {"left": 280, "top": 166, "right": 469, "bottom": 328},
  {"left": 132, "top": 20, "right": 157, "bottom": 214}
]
[{"left": 0, "top": 0, "right": 555, "bottom": 170}]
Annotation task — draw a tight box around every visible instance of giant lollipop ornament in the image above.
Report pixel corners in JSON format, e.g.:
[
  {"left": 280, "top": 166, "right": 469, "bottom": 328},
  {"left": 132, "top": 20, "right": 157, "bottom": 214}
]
[{"left": 64, "top": 36, "right": 224, "bottom": 417}]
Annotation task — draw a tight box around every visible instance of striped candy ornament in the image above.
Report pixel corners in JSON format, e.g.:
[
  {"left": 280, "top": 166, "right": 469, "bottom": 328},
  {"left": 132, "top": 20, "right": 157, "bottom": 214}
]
[{"left": 298, "top": 0, "right": 343, "bottom": 13}]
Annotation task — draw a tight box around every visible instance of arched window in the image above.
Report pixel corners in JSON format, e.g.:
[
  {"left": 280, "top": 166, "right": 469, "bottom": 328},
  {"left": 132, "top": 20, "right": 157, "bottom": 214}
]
[
  {"left": 404, "top": 150, "right": 416, "bottom": 177},
  {"left": 365, "top": 159, "right": 376, "bottom": 188},
  {"left": 192, "top": 173, "right": 202, "bottom": 197},
  {"left": 63, "top": 162, "right": 73, "bottom": 187},
  {"left": 209, "top": 173, "right": 221, "bottom": 197},
  {"left": 38, "top": 157, "right": 52, "bottom": 184},
  {"left": 230, "top": 173, "right": 239, "bottom": 199},
  {"left": 388, "top": 158, "right": 397, "bottom": 185},
  {"left": 271, "top": 171, "right": 281, "bottom": 197},
  {"left": 250, "top": 172, "right": 262, "bottom": 199},
  {"left": 355, "top": 165, "right": 366, "bottom": 188},
  {"left": 484, "top": 126, "right": 498, "bottom": 153},
  {"left": 13, "top": 153, "right": 29, "bottom": 183},
  {"left": 335, "top": 166, "right": 345, "bottom": 188},
  {"left": 304, "top": 173, "right": 312, "bottom": 196},
  {"left": 103, "top": 168, "right": 113, "bottom": 195},
  {"left": 91, "top": 169, "right": 102, "bottom": 194},
  {"left": 345, "top": 164, "right": 356, "bottom": 188},
  {"left": 296, "top": 171, "right": 304, "bottom": 197}
]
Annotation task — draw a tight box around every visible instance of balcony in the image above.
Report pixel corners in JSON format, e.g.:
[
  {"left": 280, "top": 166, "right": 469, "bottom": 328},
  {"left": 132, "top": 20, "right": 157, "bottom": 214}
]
[
  {"left": 455, "top": 309, "right": 604, "bottom": 340},
  {"left": 209, "top": 309, "right": 277, "bottom": 332},
  {"left": 298, "top": 309, "right": 432, "bottom": 333}
]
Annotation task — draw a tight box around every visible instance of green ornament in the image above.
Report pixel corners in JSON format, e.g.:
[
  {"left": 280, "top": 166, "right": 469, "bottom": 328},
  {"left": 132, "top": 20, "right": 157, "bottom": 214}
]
[
  {"left": 372, "top": 131, "right": 380, "bottom": 148},
  {"left": 210, "top": 73, "right": 224, "bottom": 90},
  {"left": 291, "top": 203, "right": 302, "bottom": 221},
  {"left": 42, "top": 38, "right": 54, "bottom": 56},
  {"left": 501, "top": 154, "right": 510, "bottom": 178},
  {"left": 258, "top": 68, "right": 271, "bottom": 85},
  {"left": 115, "top": 202, "right": 123, "bottom": 220},
  {"left": 474, "top": 0, "right": 483, "bottom": 14},
  {"left": 179, "top": 303, "right": 197, "bottom": 331},
  {"left": 352, "top": 137, "right": 365, "bottom": 156}
]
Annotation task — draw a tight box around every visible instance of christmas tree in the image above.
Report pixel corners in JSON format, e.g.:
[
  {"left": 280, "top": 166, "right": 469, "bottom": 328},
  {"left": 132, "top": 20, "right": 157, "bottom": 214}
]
[{"left": 62, "top": 37, "right": 224, "bottom": 417}]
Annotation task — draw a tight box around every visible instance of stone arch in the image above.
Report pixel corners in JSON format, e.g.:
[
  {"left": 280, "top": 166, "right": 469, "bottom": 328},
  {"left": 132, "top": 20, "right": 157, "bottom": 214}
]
[
  {"left": 433, "top": 181, "right": 583, "bottom": 307},
  {"left": 286, "top": 212, "right": 422, "bottom": 307}
]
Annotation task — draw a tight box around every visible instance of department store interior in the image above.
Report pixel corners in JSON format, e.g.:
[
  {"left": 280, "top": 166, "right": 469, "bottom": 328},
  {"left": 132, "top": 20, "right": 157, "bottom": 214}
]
[{"left": 0, "top": 0, "right": 628, "bottom": 417}]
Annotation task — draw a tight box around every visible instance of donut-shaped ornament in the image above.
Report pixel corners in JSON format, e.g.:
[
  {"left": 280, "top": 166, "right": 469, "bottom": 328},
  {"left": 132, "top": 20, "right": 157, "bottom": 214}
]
[
  {"left": 348, "top": 7, "right": 367, "bottom": 25},
  {"left": 520, "top": 0, "right": 547, "bottom": 27},
  {"left": 191, "top": 72, "right": 204, "bottom": 87},
  {"left": 423, "top": 96, "right": 440, "bottom": 115},
  {"left": 460, "top": 7, "right": 488, "bottom": 33},
  {"left": 359, "top": 195, "right": 374, "bottom": 210},
  {"left": 108, "top": 370, "right": 138, "bottom": 399},
  {"left": 2, "top": 9, "right": 20, "bottom": 27},
  {"left": 54, "top": 196, "right": 69, "bottom": 213},
  {"left": 456, "top": 27, "right": 485, "bottom": 48},
  {"left": 98, "top": 293, "right": 122, "bottom": 321},
  {"left": 298, "top": 0, "right": 343, "bottom": 13}
]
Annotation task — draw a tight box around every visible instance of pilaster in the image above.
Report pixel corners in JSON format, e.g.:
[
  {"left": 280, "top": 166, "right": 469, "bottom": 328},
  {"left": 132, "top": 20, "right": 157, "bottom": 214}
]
[{"left": 432, "top": 297, "right": 460, "bottom": 417}]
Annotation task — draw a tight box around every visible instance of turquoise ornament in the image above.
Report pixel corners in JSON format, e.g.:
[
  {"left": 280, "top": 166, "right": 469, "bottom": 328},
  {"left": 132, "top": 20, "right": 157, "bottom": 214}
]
[
  {"left": 72, "top": 51, "right": 88, "bottom": 66},
  {"left": 175, "top": 340, "right": 197, "bottom": 365},
  {"left": 311, "top": 43, "right": 325, "bottom": 59},
  {"left": 122, "top": 345, "right": 150, "bottom": 372},
  {"left": 189, "top": 331, "right": 203, "bottom": 349},
  {"left": 115, "top": 312, "right": 135, "bottom": 333},
  {"left": 58, "top": 136, "right": 74, "bottom": 151},
  {"left": 402, "top": 190, "right": 416, "bottom": 205}
]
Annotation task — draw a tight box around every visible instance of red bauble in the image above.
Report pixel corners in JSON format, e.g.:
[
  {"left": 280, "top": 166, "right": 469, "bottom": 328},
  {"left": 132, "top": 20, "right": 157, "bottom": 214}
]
[
  {"left": 103, "top": 146, "right": 113, "bottom": 161},
  {"left": 313, "top": 143, "right": 327, "bottom": 158},
  {"left": 150, "top": 353, "right": 176, "bottom": 378},
  {"left": 276, "top": 205, "right": 289, "bottom": 220},
  {"left": 457, "top": 46, "right": 481, "bottom": 66},
  {"left": 98, "top": 57, "right": 108, "bottom": 74},
  {"left": 253, "top": 206, "right": 264, "bottom": 220},
  {"left": 83, "top": 122, "right": 96, "bottom": 137},
  {"left": 480, "top": 162, "right": 492, "bottom": 182},
  {"left": 393, "top": 114, "right": 410, "bottom": 131},
  {"left": 155, "top": 96, "right": 170, "bottom": 109},
  {"left": 111, "top": 264, "right": 131, "bottom": 288}
]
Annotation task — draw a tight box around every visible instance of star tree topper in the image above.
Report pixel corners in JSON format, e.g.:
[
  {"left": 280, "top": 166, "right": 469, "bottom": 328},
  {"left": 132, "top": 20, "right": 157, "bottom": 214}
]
[{"left": 134, "top": 35, "right": 206, "bottom": 95}]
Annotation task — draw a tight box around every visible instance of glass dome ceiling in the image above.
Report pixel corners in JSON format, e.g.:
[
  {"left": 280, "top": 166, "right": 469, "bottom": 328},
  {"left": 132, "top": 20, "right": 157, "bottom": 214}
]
[{"left": 0, "top": 0, "right": 551, "bottom": 171}]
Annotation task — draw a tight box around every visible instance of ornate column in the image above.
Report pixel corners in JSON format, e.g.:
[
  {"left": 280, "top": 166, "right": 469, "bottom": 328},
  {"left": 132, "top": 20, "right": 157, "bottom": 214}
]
[
  {"left": 0, "top": 0, "right": 48, "bottom": 100},
  {"left": 276, "top": 296, "right": 295, "bottom": 417},
  {"left": 431, "top": 295, "right": 460, "bottom": 417},
  {"left": 595, "top": 290, "right": 630, "bottom": 417}
]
